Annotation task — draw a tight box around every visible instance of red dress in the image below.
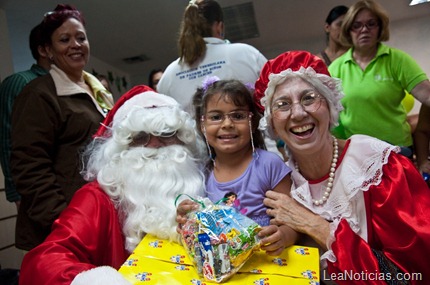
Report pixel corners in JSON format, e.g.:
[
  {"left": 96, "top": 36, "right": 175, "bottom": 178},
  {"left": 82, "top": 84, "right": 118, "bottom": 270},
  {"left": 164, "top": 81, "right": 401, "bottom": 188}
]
[
  {"left": 328, "top": 153, "right": 430, "bottom": 284},
  {"left": 290, "top": 135, "right": 430, "bottom": 284},
  {"left": 19, "top": 182, "right": 128, "bottom": 285}
]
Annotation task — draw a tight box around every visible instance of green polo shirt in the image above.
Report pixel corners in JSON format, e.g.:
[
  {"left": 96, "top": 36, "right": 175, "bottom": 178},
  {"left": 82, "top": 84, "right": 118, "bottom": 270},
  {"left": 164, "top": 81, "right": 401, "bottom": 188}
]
[{"left": 329, "top": 43, "right": 427, "bottom": 146}]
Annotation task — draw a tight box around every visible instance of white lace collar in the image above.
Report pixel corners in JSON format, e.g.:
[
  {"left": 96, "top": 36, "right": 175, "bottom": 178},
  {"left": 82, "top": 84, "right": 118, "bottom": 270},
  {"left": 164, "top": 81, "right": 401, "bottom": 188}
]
[{"left": 289, "top": 135, "right": 398, "bottom": 214}]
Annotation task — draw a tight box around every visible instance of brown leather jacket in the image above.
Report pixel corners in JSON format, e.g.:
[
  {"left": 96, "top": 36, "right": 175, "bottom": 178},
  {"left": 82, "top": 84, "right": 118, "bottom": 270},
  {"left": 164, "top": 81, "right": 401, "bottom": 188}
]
[{"left": 11, "top": 73, "right": 105, "bottom": 250}]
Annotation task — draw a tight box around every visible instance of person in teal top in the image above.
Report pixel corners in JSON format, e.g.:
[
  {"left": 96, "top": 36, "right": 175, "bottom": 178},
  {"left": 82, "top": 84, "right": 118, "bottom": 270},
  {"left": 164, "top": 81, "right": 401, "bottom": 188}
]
[
  {"left": 0, "top": 22, "right": 50, "bottom": 208},
  {"left": 328, "top": 0, "right": 430, "bottom": 154}
]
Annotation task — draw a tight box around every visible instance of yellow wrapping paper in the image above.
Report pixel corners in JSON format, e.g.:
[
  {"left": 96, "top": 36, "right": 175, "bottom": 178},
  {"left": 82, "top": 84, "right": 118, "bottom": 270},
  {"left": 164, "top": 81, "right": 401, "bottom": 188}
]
[{"left": 119, "top": 234, "right": 319, "bottom": 284}]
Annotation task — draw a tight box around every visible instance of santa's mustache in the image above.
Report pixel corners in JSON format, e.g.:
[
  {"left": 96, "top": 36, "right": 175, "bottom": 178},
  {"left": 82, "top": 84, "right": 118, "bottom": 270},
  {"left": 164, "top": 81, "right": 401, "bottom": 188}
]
[{"left": 98, "top": 144, "right": 196, "bottom": 189}]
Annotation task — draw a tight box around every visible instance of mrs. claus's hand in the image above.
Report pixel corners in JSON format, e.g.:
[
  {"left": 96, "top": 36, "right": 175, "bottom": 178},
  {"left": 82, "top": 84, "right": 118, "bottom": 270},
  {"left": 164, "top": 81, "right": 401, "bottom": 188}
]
[{"left": 264, "top": 190, "right": 315, "bottom": 234}]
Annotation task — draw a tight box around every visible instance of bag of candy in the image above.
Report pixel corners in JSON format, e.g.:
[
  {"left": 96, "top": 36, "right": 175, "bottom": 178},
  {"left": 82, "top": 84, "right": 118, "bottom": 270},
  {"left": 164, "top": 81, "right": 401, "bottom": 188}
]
[{"left": 179, "top": 196, "right": 261, "bottom": 283}]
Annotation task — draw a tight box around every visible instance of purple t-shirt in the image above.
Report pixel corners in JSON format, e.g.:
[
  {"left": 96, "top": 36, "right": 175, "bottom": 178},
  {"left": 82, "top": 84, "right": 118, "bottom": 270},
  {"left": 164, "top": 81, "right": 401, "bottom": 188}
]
[{"left": 206, "top": 148, "right": 292, "bottom": 226}]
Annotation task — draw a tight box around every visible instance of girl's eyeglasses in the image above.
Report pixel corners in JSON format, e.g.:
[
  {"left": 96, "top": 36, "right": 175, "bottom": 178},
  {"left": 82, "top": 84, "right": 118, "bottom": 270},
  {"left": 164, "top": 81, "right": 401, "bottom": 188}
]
[{"left": 201, "top": 111, "right": 252, "bottom": 125}]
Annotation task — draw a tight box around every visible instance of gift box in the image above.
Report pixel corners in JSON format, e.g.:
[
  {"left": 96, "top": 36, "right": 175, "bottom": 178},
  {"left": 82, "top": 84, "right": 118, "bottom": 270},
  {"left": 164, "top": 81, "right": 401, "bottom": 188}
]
[{"left": 119, "top": 234, "right": 320, "bottom": 284}]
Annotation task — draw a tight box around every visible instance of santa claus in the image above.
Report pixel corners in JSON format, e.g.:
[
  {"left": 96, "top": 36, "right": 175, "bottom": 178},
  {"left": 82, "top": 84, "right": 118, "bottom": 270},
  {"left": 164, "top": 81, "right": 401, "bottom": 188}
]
[{"left": 18, "top": 85, "right": 206, "bottom": 285}]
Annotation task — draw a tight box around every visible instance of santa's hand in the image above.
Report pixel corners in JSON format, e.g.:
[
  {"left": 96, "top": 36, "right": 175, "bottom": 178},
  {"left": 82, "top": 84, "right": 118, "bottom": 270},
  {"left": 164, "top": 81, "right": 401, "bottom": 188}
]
[{"left": 176, "top": 199, "right": 199, "bottom": 233}]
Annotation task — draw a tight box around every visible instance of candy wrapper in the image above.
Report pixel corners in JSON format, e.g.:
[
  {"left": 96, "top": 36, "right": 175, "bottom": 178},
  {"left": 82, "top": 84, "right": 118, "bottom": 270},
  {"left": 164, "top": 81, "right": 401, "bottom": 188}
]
[{"left": 180, "top": 197, "right": 261, "bottom": 283}]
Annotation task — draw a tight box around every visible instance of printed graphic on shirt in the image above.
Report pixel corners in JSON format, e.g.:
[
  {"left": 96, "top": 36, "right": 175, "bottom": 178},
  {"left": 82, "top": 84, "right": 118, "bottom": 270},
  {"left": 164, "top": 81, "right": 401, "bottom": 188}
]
[{"left": 176, "top": 61, "right": 226, "bottom": 80}]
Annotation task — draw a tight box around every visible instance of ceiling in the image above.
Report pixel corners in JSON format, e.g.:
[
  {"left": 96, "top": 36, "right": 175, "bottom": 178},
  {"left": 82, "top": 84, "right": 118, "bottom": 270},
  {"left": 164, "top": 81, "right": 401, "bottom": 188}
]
[{"left": 1, "top": 0, "right": 429, "bottom": 86}]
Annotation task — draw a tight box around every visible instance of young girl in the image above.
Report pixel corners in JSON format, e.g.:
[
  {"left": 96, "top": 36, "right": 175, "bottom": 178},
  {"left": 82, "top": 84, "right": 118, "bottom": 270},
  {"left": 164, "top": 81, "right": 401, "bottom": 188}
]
[{"left": 179, "top": 78, "right": 298, "bottom": 256}]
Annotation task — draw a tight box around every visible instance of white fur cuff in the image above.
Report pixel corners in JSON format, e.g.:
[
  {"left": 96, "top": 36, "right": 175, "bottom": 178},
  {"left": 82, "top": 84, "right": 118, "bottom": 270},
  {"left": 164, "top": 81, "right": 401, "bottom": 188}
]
[{"left": 71, "top": 266, "right": 132, "bottom": 285}]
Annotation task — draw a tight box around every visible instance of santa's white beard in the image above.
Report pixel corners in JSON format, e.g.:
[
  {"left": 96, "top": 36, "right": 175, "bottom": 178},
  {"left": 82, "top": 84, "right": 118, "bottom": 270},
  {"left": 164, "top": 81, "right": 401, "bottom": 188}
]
[{"left": 98, "top": 144, "right": 205, "bottom": 252}]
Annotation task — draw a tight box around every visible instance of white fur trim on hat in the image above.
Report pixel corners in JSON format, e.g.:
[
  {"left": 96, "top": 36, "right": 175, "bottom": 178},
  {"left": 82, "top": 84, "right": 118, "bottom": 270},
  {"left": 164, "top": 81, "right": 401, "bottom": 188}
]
[
  {"left": 71, "top": 266, "right": 132, "bottom": 285},
  {"left": 113, "top": 91, "right": 179, "bottom": 125}
]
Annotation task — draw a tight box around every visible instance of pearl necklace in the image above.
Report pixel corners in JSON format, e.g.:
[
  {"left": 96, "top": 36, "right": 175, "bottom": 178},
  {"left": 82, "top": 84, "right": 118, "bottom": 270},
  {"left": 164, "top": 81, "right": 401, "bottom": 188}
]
[{"left": 295, "top": 136, "right": 338, "bottom": 206}]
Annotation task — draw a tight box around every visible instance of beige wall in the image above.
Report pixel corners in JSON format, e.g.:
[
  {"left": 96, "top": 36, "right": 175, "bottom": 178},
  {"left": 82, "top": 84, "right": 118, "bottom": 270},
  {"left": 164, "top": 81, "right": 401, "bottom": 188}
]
[
  {"left": 0, "top": 8, "right": 25, "bottom": 270},
  {"left": 0, "top": 10, "right": 14, "bottom": 81},
  {"left": 387, "top": 16, "right": 430, "bottom": 114}
]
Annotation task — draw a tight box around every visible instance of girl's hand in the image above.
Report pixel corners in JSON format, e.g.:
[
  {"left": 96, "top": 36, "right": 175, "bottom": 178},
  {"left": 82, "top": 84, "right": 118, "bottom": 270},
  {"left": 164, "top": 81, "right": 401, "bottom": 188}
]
[
  {"left": 258, "top": 225, "right": 286, "bottom": 256},
  {"left": 258, "top": 224, "right": 298, "bottom": 256},
  {"left": 175, "top": 199, "right": 199, "bottom": 233}
]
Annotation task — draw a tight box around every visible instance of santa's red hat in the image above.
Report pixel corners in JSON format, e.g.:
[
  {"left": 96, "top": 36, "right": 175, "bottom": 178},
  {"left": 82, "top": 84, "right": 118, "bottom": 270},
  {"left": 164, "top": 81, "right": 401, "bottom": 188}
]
[
  {"left": 93, "top": 85, "right": 179, "bottom": 138},
  {"left": 254, "top": 50, "right": 329, "bottom": 113}
]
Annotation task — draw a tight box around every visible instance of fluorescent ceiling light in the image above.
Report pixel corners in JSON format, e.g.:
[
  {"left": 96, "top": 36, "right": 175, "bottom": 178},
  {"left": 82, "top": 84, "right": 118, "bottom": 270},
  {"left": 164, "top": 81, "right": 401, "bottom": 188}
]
[{"left": 409, "top": 0, "right": 430, "bottom": 6}]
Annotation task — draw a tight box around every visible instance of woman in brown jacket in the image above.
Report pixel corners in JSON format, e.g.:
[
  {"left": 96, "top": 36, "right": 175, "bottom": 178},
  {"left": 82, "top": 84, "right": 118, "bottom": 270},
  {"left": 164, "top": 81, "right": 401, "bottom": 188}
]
[{"left": 10, "top": 4, "right": 113, "bottom": 250}]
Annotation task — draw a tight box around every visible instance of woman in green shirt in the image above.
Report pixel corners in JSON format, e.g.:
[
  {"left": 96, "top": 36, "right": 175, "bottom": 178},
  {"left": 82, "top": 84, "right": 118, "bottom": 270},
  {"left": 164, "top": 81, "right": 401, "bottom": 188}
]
[{"left": 328, "top": 0, "right": 430, "bottom": 158}]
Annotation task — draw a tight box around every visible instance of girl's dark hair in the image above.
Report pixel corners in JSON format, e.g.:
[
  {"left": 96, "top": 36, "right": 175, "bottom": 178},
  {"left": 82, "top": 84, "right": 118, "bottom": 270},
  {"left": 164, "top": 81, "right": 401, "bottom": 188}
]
[
  {"left": 325, "top": 5, "right": 349, "bottom": 25},
  {"left": 193, "top": 79, "right": 266, "bottom": 168},
  {"left": 178, "top": 0, "right": 223, "bottom": 66},
  {"left": 42, "top": 4, "right": 85, "bottom": 45},
  {"left": 148, "top": 68, "right": 163, "bottom": 89}
]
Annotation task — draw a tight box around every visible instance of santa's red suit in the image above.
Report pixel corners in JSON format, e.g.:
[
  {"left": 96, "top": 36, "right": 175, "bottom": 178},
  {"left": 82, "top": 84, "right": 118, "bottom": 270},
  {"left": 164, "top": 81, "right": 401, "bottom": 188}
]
[
  {"left": 19, "top": 182, "right": 128, "bottom": 285},
  {"left": 18, "top": 85, "right": 206, "bottom": 285}
]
